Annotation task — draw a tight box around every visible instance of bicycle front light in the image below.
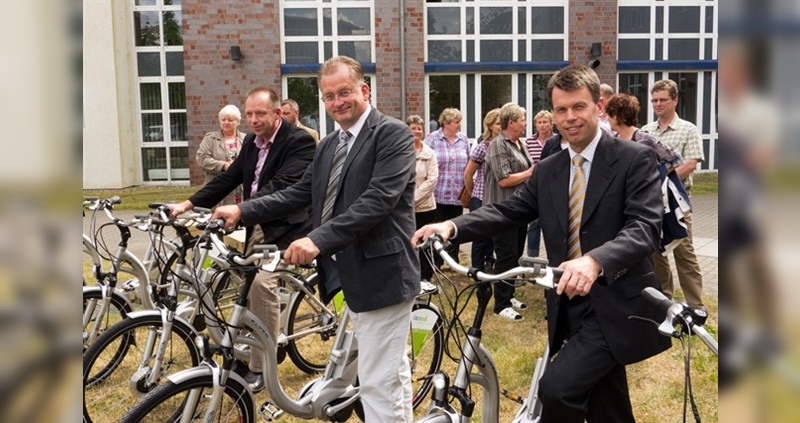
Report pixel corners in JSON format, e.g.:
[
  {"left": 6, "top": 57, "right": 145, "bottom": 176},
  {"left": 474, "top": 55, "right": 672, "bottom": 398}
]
[{"left": 195, "top": 334, "right": 212, "bottom": 358}]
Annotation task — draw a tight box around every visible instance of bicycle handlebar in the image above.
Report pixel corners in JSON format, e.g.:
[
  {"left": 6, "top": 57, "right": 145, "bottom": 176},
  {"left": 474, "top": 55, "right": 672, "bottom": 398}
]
[
  {"left": 419, "top": 234, "right": 562, "bottom": 289},
  {"left": 641, "top": 287, "right": 718, "bottom": 355}
]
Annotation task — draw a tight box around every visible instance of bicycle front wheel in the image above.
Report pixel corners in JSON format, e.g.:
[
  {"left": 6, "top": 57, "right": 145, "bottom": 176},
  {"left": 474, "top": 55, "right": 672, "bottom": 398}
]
[
  {"left": 83, "top": 314, "right": 201, "bottom": 423},
  {"left": 83, "top": 289, "right": 132, "bottom": 350},
  {"left": 410, "top": 302, "right": 445, "bottom": 409},
  {"left": 120, "top": 374, "right": 255, "bottom": 423}
]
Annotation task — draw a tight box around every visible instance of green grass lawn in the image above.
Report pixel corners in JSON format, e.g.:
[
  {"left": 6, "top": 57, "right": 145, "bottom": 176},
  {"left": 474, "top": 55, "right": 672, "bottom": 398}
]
[
  {"left": 693, "top": 171, "right": 718, "bottom": 195},
  {"left": 83, "top": 185, "right": 197, "bottom": 210}
]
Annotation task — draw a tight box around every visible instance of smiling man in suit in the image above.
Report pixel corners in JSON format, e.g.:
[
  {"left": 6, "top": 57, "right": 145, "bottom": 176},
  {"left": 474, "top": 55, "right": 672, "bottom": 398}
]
[
  {"left": 168, "top": 87, "right": 316, "bottom": 391},
  {"left": 213, "top": 56, "right": 419, "bottom": 422},
  {"left": 413, "top": 64, "right": 671, "bottom": 422}
]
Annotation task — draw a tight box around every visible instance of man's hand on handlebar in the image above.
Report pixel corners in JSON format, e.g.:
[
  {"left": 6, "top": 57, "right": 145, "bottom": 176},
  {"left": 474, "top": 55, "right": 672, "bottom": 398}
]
[
  {"left": 211, "top": 205, "right": 243, "bottom": 230},
  {"left": 411, "top": 221, "right": 456, "bottom": 248},
  {"left": 167, "top": 200, "right": 194, "bottom": 218},
  {"left": 557, "top": 255, "right": 601, "bottom": 299}
]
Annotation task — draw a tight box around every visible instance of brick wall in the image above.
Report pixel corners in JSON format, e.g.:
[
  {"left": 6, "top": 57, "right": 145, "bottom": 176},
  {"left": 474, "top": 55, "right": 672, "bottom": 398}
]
[
  {"left": 403, "top": 0, "right": 426, "bottom": 120},
  {"left": 568, "top": 0, "right": 618, "bottom": 90},
  {"left": 182, "top": 1, "right": 282, "bottom": 186}
]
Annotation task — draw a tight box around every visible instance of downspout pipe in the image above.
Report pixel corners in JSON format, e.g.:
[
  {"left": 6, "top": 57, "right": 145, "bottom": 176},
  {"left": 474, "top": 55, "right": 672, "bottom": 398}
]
[{"left": 399, "top": 0, "right": 406, "bottom": 118}]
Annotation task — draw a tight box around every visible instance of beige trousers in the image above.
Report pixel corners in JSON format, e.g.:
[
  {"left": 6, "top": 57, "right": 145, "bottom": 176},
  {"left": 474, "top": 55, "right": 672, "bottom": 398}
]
[
  {"left": 244, "top": 225, "right": 281, "bottom": 373},
  {"left": 652, "top": 212, "right": 705, "bottom": 309}
]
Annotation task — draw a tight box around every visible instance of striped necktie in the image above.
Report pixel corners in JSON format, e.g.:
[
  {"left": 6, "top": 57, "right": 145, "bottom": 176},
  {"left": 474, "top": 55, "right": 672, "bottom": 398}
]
[
  {"left": 567, "top": 155, "right": 587, "bottom": 260},
  {"left": 320, "top": 131, "right": 350, "bottom": 224}
]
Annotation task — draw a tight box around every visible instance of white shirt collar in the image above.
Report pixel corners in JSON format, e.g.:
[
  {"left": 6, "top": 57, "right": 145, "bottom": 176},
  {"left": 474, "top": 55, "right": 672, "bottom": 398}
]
[{"left": 341, "top": 104, "right": 372, "bottom": 144}]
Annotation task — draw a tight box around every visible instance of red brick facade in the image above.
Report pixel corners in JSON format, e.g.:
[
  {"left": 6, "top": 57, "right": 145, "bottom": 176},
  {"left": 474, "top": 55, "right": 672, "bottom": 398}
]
[{"left": 567, "top": 0, "right": 618, "bottom": 88}]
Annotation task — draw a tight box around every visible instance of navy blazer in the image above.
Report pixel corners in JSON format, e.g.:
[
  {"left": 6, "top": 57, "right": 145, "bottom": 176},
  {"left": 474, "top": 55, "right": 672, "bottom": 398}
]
[
  {"left": 453, "top": 132, "right": 671, "bottom": 365},
  {"left": 238, "top": 109, "right": 420, "bottom": 312},
  {"left": 189, "top": 120, "right": 316, "bottom": 248}
]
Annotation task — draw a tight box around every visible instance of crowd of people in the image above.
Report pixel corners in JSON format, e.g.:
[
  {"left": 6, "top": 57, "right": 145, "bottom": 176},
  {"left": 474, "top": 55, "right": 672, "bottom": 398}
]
[{"left": 174, "top": 57, "right": 709, "bottom": 422}]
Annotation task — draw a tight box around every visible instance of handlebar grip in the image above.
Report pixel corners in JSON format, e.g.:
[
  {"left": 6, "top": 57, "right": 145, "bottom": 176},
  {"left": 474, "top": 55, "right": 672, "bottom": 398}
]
[
  {"left": 641, "top": 287, "right": 674, "bottom": 313},
  {"left": 109, "top": 196, "right": 121, "bottom": 205},
  {"left": 148, "top": 201, "right": 175, "bottom": 209},
  {"left": 193, "top": 206, "right": 212, "bottom": 215},
  {"left": 518, "top": 256, "right": 549, "bottom": 267}
]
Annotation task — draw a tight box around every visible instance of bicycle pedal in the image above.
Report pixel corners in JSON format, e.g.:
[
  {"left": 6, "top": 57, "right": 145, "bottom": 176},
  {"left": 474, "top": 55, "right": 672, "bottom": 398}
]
[
  {"left": 259, "top": 401, "right": 284, "bottom": 421},
  {"left": 502, "top": 388, "right": 524, "bottom": 405}
]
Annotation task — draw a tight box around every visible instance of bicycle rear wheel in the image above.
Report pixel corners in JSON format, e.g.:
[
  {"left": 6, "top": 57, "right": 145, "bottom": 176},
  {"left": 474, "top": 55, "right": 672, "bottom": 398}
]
[
  {"left": 120, "top": 374, "right": 255, "bottom": 423},
  {"left": 83, "top": 314, "right": 201, "bottom": 423},
  {"left": 285, "top": 288, "right": 338, "bottom": 374},
  {"left": 410, "top": 302, "right": 445, "bottom": 409}
]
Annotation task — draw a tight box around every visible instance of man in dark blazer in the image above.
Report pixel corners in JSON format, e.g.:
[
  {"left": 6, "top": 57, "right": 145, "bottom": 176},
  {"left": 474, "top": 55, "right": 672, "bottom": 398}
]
[
  {"left": 168, "top": 87, "right": 316, "bottom": 391},
  {"left": 413, "top": 65, "right": 671, "bottom": 422},
  {"left": 213, "top": 57, "right": 419, "bottom": 422}
]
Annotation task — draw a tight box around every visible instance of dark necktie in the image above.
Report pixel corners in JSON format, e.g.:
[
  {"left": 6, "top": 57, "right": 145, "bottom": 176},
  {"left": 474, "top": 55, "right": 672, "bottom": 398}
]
[{"left": 320, "top": 131, "right": 351, "bottom": 224}]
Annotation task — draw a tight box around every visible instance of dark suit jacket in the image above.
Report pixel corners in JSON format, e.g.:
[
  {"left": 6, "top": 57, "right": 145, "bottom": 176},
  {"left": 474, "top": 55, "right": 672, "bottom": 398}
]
[
  {"left": 189, "top": 120, "right": 316, "bottom": 248},
  {"left": 539, "top": 133, "right": 563, "bottom": 161},
  {"left": 238, "top": 108, "right": 421, "bottom": 312},
  {"left": 453, "top": 132, "right": 671, "bottom": 365}
]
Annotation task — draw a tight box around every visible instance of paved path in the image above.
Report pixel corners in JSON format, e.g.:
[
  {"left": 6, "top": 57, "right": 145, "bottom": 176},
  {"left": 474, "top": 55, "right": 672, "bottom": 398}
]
[{"left": 88, "top": 194, "right": 718, "bottom": 301}]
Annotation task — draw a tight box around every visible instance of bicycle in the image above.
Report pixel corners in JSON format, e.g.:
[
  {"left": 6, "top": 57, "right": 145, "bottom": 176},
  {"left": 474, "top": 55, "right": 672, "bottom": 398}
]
[
  {"left": 413, "top": 234, "right": 562, "bottom": 423},
  {"left": 638, "top": 286, "right": 718, "bottom": 423},
  {"left": 120, "top": 220, "right": 445, "bottom": 422},
  {"left": 83, "top": 197, "right": 157, "bottom": 349}
]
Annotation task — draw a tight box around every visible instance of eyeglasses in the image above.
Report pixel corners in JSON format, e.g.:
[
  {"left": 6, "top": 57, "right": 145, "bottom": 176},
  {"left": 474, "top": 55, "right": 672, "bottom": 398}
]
[
  {"left": 650, "top": 98, "right": 672, "bottom": 104},
  {"left": 321, "top": 89, "right": 357, "bottom": 103}
]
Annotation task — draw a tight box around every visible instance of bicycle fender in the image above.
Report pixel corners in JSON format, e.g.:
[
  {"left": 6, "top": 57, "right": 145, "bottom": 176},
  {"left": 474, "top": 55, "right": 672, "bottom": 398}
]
[{"left": 83, "top": 285, "right": 136, "bottom": 311}]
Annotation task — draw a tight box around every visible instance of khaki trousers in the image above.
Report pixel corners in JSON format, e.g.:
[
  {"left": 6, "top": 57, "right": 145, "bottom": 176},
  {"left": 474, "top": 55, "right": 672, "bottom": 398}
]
[
  {"left": 652, "top": 212, "right": 705, "bottom": 309},
  {"left": 244, "top": 225, "right": 281, "bottom": 373}
]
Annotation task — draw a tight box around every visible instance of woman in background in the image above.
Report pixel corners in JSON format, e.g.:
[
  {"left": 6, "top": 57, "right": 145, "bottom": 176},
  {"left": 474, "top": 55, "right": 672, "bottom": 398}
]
[
  {"left": 407, "top": 115, "right": 439, "bottom": 281},
  {"left": 196, "top": 104, "right": 247, "bottom": 205}
]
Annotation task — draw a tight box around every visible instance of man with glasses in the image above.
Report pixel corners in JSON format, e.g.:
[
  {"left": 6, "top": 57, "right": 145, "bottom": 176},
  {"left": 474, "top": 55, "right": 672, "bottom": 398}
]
[
  {"left": 213, "top": 56, "right": 419, "bottom": 422},
  {"left": 641, "top": 79, "right": 706, "bottom": 311}
]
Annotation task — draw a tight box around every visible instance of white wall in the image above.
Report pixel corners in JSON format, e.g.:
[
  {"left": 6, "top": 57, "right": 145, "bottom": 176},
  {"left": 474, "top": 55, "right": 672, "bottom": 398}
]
[{"left": 83, "top": 0, "right": 140, "bottom": 189}]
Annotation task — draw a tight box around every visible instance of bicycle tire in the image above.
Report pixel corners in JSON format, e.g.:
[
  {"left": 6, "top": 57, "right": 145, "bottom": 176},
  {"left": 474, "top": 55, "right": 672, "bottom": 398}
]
[
  {"left": 83, "top": 289, "right": 132, "bottom": 350},
  {"left": 120, "top": 374, "right": 255, "bottom": 423},
  {"left": 285, "top": 288, "right": 337, "bottom": 374},
  {"left": 83, "top": 314, "right": 202, "bottom": 423},
  {"left": 410, "top": 302, "right": 445, "bottom": 409}
]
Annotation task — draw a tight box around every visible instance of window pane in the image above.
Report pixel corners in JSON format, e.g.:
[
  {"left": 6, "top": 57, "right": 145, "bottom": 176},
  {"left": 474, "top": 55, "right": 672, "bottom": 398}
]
[
  {"left": 429, "top": 75, "right": 461, "bottom": 131},
  {"left": 467, "top": 40, "right": 475, "bottom": 62},
  {"left": 705, "top": 6, "right": 714, "bottom": 33},
  {"left": 285, "top": 9, "right": 318, "bottom": 36},
  {"left": 168, "top": 82, "right": 185, "bottom": 110},
  {"left": 518, "top": 6, "right": 526, "bottom": 33},
  {"left": 142, "top": 148, "right": 167, "bottom": 181},
  {"left": 164, "top": 0, "right": 181, "bottom": 5},
  {"left": 134, "top": 11, "right": 160, "bottom": 46},
  {"left": 135, "top": 0, "right": 157, "bottom": 5},
  {"left": 140, "top": 83, "right": 161, "bottom": 110},
  {"left": 618, "top": 39, "right": 649, "bottom": 60},
  {"left": 481, "top": 75, "right": 512, "bottom": 120},
  {"left": 338, "top": 41, "right": 371, "bottom": 62},
  {"left": 287, "top": 77, "right": 321, "bottom": 133},
  {"left": 531, "top": 74, "right": 552, "bottom": 116},
  {"left": 286, "top": 42, "right": 318, "bottom": 64},
  {"left": 669, "top": 6, "right": 700, "bottom": 33},
  {"left": 704, "top": 39, "right": 713, "bottom": 60},
  {"left": 531, "top": 7, "right": 563, "bottom": 34},
  {"left": 323, "top": 8, "right": 332, "bottom": 36},
  {"left": 619, "top": 7, "right": 649, "bottom": 33},
  {"left": 170, "top": 112, "right": 187, "bottom": 141},
  {"left": 163, "top": 10, "right": 182, "bottom": 45},
  {"left": 338, "top": 8, "right": 370, "bottom": 35},
  {"left": 428, "top": 40, "right": 462, "bottom": 62},
  {"left": 656, "top": 6, "right": 663, "bottom": 33},
  {"left": 618, "top": 73, "right": 649, "bottom": 126},
  {"left": 518, "top": 40, "right": 526, "bottom": 61},
  {"left": 668, "top": 39, "right": 699, "bottom": 60},
  {"left": 165, "top": 52, "right": 184, "bottom": 76},
  {"left": 428, "top": 8, "right": 460, "bottom": 35},
  {"left": 531, "top": 40, "right": 563, "bottom": 61},
  {"left": 137, "top": 52, "right": 161, "bottom": 77},
  {"left": 480, "top": 40, "right": 512, "bottom": 61},
  {"left": 480, "top": 7, "right": 512, "bottom": 34},
  {"left": 170, "top": 147, "right": 189, "bottom": 180},
  {"left": 466, "top": 7, "right": 474, "bottom": 34},
  {"left": 142, "top": 113, "right": 164, "bottom": 142},
  {"left": 655, "top": 38, "right": 663, "bottom": 60}
]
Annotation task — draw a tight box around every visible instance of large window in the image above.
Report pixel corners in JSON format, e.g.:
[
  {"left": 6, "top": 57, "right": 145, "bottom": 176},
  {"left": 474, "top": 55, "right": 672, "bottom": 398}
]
[
  {"left": 426, "top": 1, "right": 567, "bottom": 63},
  {"left": 134, "top": 0, "right": 188, "bottom": 182},
  {"left": 281, "top": 0, "right": 376, "bottom": 137},
  {"left": 618, "top": 0, "right": 716, "bottom": 62}
]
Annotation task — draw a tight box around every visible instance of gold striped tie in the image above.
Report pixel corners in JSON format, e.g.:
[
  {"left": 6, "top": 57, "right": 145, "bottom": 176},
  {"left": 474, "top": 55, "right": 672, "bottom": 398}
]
[{"left": 567, "top": 155, "right": 586, "bottom": 260}]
